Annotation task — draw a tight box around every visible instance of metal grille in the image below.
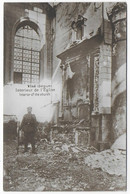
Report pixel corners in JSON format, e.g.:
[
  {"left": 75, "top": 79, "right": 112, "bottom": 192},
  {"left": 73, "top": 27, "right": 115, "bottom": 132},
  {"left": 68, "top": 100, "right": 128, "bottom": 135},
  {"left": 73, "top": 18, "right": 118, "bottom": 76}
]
[{"left": 14, "top": 25, "right": 40, "bottom": 84}]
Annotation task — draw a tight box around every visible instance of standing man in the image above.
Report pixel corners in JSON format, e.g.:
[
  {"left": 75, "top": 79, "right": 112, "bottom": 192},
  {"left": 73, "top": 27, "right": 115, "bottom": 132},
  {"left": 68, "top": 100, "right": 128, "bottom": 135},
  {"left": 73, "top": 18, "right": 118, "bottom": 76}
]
[{"left": 20, "top": 107, "right": 37, "bottom": 153}]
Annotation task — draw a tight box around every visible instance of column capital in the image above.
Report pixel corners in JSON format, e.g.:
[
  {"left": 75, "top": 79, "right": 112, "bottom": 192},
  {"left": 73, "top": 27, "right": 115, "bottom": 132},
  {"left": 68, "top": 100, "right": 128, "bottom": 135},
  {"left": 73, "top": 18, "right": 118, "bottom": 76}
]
[{"left": 107, "top": 3, "right": 126, "bottom": 42}]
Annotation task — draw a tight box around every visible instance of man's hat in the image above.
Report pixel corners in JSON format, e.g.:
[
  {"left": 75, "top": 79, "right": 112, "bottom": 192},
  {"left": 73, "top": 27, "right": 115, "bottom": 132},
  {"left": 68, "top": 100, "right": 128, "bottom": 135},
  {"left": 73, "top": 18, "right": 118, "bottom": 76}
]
[{"left": 27, "top": 106, "right": 32, "bottom": 110}]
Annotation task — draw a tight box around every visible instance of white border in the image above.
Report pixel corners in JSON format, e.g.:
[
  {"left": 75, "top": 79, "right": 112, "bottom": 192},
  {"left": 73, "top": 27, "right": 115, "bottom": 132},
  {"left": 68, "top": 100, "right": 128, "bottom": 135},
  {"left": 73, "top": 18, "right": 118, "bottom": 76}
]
[{"left": 0, "top": 1, "right": 129, "bottom": 194}]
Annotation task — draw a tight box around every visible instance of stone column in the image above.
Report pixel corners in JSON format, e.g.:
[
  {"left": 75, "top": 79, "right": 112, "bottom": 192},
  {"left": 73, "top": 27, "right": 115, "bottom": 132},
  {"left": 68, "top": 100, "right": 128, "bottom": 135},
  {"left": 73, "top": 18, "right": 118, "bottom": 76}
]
[{"left": 107, "top": 3, "right": 126, "bottom": 141}]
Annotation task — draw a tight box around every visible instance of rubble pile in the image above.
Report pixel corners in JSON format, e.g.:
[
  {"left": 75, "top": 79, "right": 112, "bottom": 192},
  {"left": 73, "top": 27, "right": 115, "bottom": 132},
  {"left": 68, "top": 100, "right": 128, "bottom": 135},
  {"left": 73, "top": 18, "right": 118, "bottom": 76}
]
[
  {"left": 36, "top": 122, "right": 51, "bottom": 142},
  {"left": 51, "top": 123, "right": 76, "bottom": 144},
  {"left": 85, "top": 149, "right": 126, "bottom": 176},
  {"left": 85, "top": 133, "right": 126, "bottom": 177},
  {"left": 4, "top": 137, "right": 126, "bottom": 191},
  {"left": 51, "top": 119, "right": 90, "bottom": 146},
  {"left": 51, "top": 128, "right": 75, "bottom": 144}
]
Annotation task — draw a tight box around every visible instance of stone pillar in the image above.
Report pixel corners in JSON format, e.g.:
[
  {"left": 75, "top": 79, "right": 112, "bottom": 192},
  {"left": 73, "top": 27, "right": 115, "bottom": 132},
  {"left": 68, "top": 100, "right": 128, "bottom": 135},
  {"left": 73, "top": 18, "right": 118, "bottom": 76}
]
[
  {"left": 91, "top": 45, "right": 112, "bottom": 150},
  {"left": 108, "top": 3, "right": 126, "bottom": 141},
  {"left": 99, "top": 44, "right": 112, "bottom": 114},
  {"left": 60, "top": 62, "right": 67, "bottom": 119}
]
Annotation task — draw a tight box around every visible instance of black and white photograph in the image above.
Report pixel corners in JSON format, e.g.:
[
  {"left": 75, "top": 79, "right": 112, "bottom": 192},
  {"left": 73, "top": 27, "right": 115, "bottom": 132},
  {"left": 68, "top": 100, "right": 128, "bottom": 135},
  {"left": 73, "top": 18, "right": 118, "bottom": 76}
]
[{"left": 3, "top": 1, "right": 127, "bottom": 191}]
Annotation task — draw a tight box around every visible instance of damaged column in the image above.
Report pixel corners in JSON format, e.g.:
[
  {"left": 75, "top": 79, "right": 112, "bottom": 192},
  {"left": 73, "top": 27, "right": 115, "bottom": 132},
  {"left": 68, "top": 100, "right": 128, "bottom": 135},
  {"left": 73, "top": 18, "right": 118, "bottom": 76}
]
[{"left": 107, "top": 3, "right": 126, "bottom": 141}]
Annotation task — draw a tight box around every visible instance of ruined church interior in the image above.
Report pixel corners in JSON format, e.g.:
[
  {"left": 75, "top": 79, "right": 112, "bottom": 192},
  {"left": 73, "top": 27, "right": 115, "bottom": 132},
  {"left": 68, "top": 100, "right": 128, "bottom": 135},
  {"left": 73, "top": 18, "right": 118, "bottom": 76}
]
[{"left": 3, "top": 2, "right": 127, "bottom": 191}]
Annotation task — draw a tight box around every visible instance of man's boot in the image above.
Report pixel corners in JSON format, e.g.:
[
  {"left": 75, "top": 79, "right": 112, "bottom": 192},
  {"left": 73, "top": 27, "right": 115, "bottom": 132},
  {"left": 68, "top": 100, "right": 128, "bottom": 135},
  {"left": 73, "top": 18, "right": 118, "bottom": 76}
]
[{"left": 32, "top": 145, "right": 36, "bottom": 154}]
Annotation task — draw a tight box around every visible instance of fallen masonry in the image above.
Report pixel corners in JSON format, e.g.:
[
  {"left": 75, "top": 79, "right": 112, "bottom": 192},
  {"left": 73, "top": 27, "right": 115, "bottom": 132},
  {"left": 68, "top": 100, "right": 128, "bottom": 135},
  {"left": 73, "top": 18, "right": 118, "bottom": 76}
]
[
  {"left": 3, "top": 120, "right": 126, "bottom": 191},
  {"left": 50, "top": 119, "right": 90, "bottom": 147},
  {"left": 3, "top": 138, "right": 126, "bottom": 191},
  {"left": 85, "top": 133, "right": 126, "bottom": 177}
]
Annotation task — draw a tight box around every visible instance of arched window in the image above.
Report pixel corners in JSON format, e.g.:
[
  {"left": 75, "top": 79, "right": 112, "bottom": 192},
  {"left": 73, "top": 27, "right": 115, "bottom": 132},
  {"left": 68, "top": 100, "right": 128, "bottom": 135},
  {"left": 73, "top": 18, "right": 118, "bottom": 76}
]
[{"left": 13, "top": 25, "right": 40, "bottom": 84}]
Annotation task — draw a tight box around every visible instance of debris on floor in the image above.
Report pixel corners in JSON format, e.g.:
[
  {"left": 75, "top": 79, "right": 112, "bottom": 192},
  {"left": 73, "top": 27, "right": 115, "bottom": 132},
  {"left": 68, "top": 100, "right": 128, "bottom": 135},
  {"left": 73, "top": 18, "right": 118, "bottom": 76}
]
[
  {"left": 3, "top": 138, "right": 126, "bottom": 191},
  {"left": 85, "top": 148, "right": 126, "bottom": 176},
  {"left": 3, "top": 125, "right": 127, "bottom": 192}
]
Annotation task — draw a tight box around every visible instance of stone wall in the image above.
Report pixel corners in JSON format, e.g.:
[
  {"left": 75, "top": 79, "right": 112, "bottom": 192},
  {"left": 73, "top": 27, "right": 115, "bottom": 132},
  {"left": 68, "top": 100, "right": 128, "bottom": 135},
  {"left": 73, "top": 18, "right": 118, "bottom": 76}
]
[
  {"left": 52, "top": 2, "right": 103, "bottom": 84},
  {"left": 54, "top": 3, "right": 114, "bottom": 148}
]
